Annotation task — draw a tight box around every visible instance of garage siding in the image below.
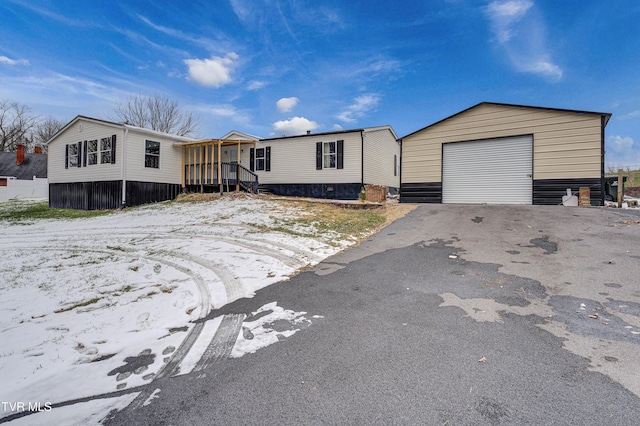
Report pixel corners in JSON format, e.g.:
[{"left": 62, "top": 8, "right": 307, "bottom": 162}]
[{"left": 402, "top": 103, "right": 603, "bottom": 183}]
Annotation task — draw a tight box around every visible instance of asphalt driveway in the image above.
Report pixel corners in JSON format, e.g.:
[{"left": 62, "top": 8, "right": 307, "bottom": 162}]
[{"left": 107, "top": 204, "right": 640, "bottom": 425}]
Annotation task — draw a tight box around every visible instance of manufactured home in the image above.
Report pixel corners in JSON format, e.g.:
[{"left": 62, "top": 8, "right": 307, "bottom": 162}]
[
  {"left": 400, "top": 102, "right": 611, "bottom": 205},
  {"left": 253, "top": 126, "right": 400, "bottom": 199},
  {"left": 47, "top": 116, "right": 197, "bottom": 210}
]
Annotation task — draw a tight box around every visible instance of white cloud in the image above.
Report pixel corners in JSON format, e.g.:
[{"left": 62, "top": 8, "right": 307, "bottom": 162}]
[
  {"left": 0, "top": 55, "right": 29, "bottom": 66},
  {"left": 276, "top": 97, "right": 299, "bottom": 113},
  {"left": 485, "top": 0, "right": 562, "bottom": 81},
  {"left": 272, "top": 116, "right": 319, "bottom": 136},
  {"left": 184, "top": 53, "right": 239, "bottom": 88},
  {"left": 332, "top": 124, "right": 344, "bottom": 131},
  {"left": 336, "top": 94, "right": 380, "bottom": 123},
  {"left": 606, "top": 135, "right": 640, "bottom": 169}
]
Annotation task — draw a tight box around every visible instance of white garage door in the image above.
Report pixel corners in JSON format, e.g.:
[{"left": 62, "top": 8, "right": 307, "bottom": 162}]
[{"left": 442, "top": 135, "right": 532, "bottom": 204}]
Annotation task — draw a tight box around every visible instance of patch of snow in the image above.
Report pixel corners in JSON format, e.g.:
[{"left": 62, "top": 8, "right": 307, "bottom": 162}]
[
  {"left": 230, "top": 302, "right": 313, "bottom": 358},
  {"left": 0, "top": 198, "right": 351, "bottom": 421},
  {"left": 142, "top": 388, "right": 161, "bottom": 407}
]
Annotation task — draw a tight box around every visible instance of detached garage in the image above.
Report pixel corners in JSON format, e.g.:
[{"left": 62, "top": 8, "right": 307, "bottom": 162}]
[{"left": 400, "top": 102, "right": 611, "bottom": 205}]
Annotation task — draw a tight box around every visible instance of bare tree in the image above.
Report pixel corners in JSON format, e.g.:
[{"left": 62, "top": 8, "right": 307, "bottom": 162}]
[
  {"left": 33, "top": 117, "right": 66, "bottom": 153},
  {"left": 0, "top": 100, "right": 38, "bottom": 151},
  {"left": 111, "top": 94, "right": 199, "bottom": 137}
]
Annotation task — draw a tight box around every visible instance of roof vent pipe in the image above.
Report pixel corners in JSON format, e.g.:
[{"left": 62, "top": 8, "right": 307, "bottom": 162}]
[{"left": 306, "top": 130, "right": 311, "bottom": 135}]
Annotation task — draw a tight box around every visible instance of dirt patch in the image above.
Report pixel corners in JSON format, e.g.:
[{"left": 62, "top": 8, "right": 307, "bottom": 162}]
[
  {"left": 625, "top": 187, "right": 640, "bottom": 198},
  {"left": 377, "top": 203, "right": 417, "bottom": 229}
]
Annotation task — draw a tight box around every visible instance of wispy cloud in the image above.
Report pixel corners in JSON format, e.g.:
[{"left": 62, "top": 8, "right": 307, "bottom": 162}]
[
  {"left": 184, "top": 53, "right": 239, "bottom": 88},
  {"left": 247, "top": 80, "right": 267, "bottom": 90},
  {"left": 136, "top": 14, "right": 229, "bottom": 53},
  {"left": 0, "top": 55, "right": 29, "bottom": 66},
  {"left": 230, "top": 0, "right": 253, "bottom": 23},
  {"left": 619, "top": 110, "right": 640, "bottom": 120},
  {"left": 485, "top": 0, "right": 562, "bottom": 81},
  {"left": 7, "top": 0, "right": 91, "bottom": 27},
  {"left": 336, "top": 94, "right": 380, "bottom": 123},
  {"left": 272, "top": 116, "right": 319, "bottom": 136},
  {"left": 276, "top": 97, "right": 299, "bottom": 113}
]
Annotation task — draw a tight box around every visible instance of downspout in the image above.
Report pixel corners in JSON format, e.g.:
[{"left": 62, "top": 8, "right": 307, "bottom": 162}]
[
  {"left": 121, "top": 127, "right": 128, "bottom": 208},
  {"left": 360, "top": 130, "right": 364, "bottom": 188},
  {"left": 399, "top": 138, "right": 402, "bottom": 203},
  {"left": 600, "top": 115, "right": 606, "bottom": 206}
]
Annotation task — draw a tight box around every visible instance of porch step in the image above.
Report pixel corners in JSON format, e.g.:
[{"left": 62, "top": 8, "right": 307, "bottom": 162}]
[{"left": 258, "top": 185, "right": 273, "bottom": 195}]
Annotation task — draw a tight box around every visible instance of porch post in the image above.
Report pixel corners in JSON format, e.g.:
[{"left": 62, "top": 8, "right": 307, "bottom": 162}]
[
  {"left": 217, "top": 140, "right": 222, "bottom": 193},
  {"left": 236, "top": 141, "right": 240, "bottom": 191},
  {"left": 181, "top": 145, "right": 185, "bottom": 191}
]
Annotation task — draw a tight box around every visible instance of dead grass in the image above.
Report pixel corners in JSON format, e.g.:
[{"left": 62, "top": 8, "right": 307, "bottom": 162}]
[
  {"left": 174, "top": 193, "right": 222, "bottom": 203},
  {"left": 263, "top": 198, "right": 416, "bottom": 244}
]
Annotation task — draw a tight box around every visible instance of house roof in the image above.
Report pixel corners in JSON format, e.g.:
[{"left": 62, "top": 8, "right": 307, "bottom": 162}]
[
  {"left": 400, "top": 102, "right": 613, "bottom": 140},
  {"left": 46, "top": 115, "right": 197, "bottom": 145},
  {"left": 0, "top": 151, "right": 48, "bottom": 179},
  {"left": 260, "top": 125, "right": 398, "bottom": 142}
]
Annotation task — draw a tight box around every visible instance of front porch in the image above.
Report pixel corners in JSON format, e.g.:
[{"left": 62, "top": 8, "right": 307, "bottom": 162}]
[{"left": 179, "top": 139, "right": 258, "bottom": 194}]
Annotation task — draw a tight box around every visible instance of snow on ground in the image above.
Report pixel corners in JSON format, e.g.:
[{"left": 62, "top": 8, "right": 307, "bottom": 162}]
[{"left": 0, "top": 196, "right": 354, "bottom": 423}]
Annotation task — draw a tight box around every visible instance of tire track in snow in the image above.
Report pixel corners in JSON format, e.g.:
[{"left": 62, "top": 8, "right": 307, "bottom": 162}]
[{"left": 191, "top": 314, "right": 245, "bottom": 372}]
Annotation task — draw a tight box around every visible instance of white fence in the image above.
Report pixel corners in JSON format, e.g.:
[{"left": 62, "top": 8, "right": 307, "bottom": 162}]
[{"left": 0, "top": 177, "right": 49, "bottom": 202}]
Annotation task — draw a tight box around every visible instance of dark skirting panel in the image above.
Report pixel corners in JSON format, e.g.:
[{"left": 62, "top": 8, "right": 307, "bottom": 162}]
[
  {"left": 126, "top": 181, "right": 181, "bottom": 207},
  {"left": 400, "top": 182, "right": 442, "bottom": 203},
  {"left": 260, "top": 183, "right": 361, "bottom": 200},
  {"left": 49, "top": 180, "right": 181, "bottom": 210},
  {"left": 533, "top": 178, "right": 603, "bottom": 206},
  {"left": 49, "top": 181, "right": 122, "bottom": 210}
]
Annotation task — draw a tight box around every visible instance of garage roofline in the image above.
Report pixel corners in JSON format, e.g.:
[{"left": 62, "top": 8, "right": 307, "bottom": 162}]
[{"left": 400, "top": 102, "right": 612, "bottom": 140}]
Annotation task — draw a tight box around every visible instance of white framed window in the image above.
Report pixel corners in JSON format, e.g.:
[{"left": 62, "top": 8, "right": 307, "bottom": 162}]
[
  {"left": 68, "top": 144, "right": 78, "bottom": 167},
  {"left": 255, "top": 148, "right": 265, "bottom": 171},
  {"left": 100, "top": 137, "right": 112, "bottom": 164},
  {"left": 323, "top": 141, "right": 336, "bottom": 169},
  {"left": 145, "top": 140, "right": 160, "bottom": 168},
  {"left": 87, "top": 140, "right": 98, "bottom": 165}
]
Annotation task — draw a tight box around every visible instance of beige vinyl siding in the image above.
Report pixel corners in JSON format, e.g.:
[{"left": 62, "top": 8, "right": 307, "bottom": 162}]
[
  {"left": 47, "top": 119, "right": 124, "bottom": 184},
  {"left": 362, "top": 128, "right": 400, "bottom": 188},
  {"left": 124, "top": 131, "right": 184, "bottom": 184},
  {"left": 256, "top": 132, "right": 362, "bottom": 184},
  {"left": 402, "top": 103, "right": 603, "bottom": 183}
]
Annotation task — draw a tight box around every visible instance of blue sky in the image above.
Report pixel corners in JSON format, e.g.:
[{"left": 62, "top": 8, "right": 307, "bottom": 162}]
[{"left": 1, "top": 0, "right": 639, "bottom": 169}]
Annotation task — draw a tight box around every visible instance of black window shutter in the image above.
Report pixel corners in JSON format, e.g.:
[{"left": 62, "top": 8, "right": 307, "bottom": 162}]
[
  {"left": 83, "top": 140, "right": 87, "bottom": 167},
  {"left": 111, "top": 135, "right": 116, "bottom": 164},
  {"left": 316, "top": 142, "right": 322, "bottom": 170},
  {"left": 265, "top": 146, "right": 271, "bottom": 172},
  {"left": 337, "top": 140, "right": 344, "bottom": 169},
  {"left": 249, "top": 148, "right": 255, "bottom": 172},
  {"left": 77, "top": 141, "right": 82, "bottom": 168},
  {"left": 65, "top": 144, "right": 69, "bottom": 169},
  {"left": 394, "top": 154, "right": 397, "bottom": 176}
]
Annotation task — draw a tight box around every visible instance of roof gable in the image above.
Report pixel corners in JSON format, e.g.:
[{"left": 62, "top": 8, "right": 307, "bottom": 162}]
[
  {"left": 401, "top": 102, "right": 612, "bottom": 139},
  {"left": 221, "top": 130, "right": 261, "bottom": 141},
  {"left": 47, "top": 115, "right": 197, "bottom": 146}
]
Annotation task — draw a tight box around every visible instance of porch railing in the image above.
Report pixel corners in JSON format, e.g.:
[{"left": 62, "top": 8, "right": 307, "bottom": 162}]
[{"left": 184, "top": 161, "right": 258, "bottom": 193}]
